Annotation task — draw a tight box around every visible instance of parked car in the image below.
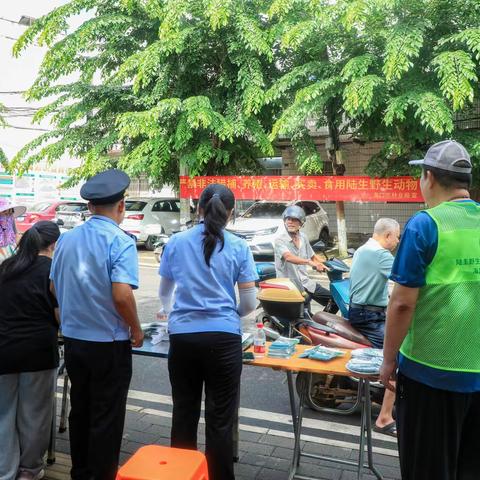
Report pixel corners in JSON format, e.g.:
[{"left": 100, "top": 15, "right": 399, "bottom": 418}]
[
  {"left": 226, "top": 200, "right": 330, "bottom": 257},
  {"left": 54, "top": 203, "right": 90, "bottom": 230},
  {"left": 16, "top": 201, "right": 88, "bottom": 233},
  {"left": 120, "top": 197, "right": 192, "bottom": 250},
  {"left": 235, "top": 200, "right": 256, "bottom": 216}
]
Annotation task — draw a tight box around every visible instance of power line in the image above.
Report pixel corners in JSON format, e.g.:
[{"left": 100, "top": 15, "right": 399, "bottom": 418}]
[
  {"left": 0, "top": 34, "right": 20, "bottom": 42},
  {"left": 4, "top": 106, "right": 43, "bottom": 111},
  {"left": 5, "top": 106, "right": 40, "bottom": 110},
  {"left": 0, "top": 17, "right": 22, "bottom": 25},
  {"left": 4, "top": 113, "right": 42, "bottom": 118},
  {"left": 0, "top": 91, "right": 27, "bottom": 95},
  {"left": 5, "top": 123, "right": 51, "bottom": 132}
]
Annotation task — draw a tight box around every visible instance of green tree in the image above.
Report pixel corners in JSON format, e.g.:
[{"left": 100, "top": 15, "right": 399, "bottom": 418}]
[
  {"left": 266, "top": 0, "right": 362, "bottom": 254},
  {"left": 11, "top": 0, "right": 280, "bottom": 187},
  {"left": 267, "top": 0, "right": 480, "bottom": 181}
]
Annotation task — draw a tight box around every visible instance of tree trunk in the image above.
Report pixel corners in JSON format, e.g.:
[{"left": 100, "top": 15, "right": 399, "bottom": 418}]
[
  {"left": 334, "top": 150, "right": 348, "bottom": 258},
  {"left": 326, "top": 112, "right": 348, "bottom": 258},
  {"left": 179, "top": 162, "right": 191, "bottom": 226}
]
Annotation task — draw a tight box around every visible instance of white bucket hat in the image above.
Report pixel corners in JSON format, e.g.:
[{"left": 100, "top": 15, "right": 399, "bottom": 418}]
[{"left": 0, "top": 197, "right": 27, "bottom": 218}]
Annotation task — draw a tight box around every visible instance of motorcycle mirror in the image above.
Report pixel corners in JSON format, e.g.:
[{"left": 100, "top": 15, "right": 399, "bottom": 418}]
[{"left": 312, "top": 240, "right": 327, "bottom": 252}]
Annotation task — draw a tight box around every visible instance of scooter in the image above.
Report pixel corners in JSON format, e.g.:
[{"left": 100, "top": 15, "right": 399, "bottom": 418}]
[
  {"left": 153, "top": 233, "right": 170, "bottom": 263},
  {"left": 257, "top": 242, "right": 384, "bottom": 414}
]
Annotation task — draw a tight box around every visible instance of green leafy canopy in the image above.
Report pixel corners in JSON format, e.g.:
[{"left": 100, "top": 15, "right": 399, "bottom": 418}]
[
  {"left": 267, "top": 0, "right": 480, "bottom": 180},
  {"left": 9, "top": 0, "right": 480, "bottom": 185},
  {"left": 11, "top": 0, "right": 281, "bottom": 187}
]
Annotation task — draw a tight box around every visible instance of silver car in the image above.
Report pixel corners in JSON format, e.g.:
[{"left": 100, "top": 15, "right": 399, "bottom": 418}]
[
  {"left": 120, "top": 197, "right": 187, "bottom": 250},
  {"left": 226, "top": 200, "right": 330, "bottom": 257},
  {"left": 54, "top": 202, "right": 89, "bottom": 230}
]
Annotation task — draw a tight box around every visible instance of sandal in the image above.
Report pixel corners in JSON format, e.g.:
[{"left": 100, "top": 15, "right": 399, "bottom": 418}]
[{"left": 373, "top": 421, "right": 397, "bottom": 437}]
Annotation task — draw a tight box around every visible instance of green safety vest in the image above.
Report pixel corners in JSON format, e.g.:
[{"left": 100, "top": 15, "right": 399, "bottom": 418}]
[{"left": 400, "top": 201, "right": 480, "bottom": 372}]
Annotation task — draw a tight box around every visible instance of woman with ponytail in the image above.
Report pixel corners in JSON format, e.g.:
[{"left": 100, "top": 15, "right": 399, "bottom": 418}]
[
  {"left": 0, "top": 221, "right": 61, "bottom": 480},
  {"left": 158, "top": 184, "right": 258, "bottom": 480}
]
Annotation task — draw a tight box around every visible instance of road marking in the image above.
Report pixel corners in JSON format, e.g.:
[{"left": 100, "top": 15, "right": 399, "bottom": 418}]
[
  {"left": 56, "top": 392, "right": 398, "bottom": 457},
  {"left": 137, "top": 407, "right": 397, "bottom": 456},
  {"left": 56, "top": 380, "right": 395, "bottom": 445},
  {"left": 139, "top": 262, "right": 158, "bottom": 268},
  {"left": 266, "top": 428, "right": 398, "bottom": 457},
  {"left": 128, "top": 387, "right": 396, "bottom": 444}
]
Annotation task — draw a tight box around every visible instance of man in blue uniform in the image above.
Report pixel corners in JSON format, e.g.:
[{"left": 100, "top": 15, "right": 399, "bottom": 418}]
[{"left": 50, "top": 169, "right": 143, "bottom": 480}]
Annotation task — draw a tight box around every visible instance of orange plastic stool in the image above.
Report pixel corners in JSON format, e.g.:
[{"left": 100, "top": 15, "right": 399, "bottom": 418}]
[{"left": 116, "top": 445, "right": 209, "bottom": 480}]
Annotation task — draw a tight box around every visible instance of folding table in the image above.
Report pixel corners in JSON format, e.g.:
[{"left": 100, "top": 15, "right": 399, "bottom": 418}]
[{"left": 244, "top": 344, "right": 383, "bottom": 480}]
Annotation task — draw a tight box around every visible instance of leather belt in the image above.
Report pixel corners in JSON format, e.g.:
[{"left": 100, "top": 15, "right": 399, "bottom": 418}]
[{"left": 349, "top": 302, "right": 386, "bottom": 313}]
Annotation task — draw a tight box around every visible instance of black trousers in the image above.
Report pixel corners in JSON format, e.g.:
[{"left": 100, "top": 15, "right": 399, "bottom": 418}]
[
  {"left": 396, "top": 372, "right": 480, "bottom": 480},
  {"left": 64, "top": 338, "right": 132, "bottom": 480},
  {"left": 168, "top": 332, "right": 242, "bottom": 480},
  {"left": 306, "top": 283, "right": 339, "bottom": 314}
]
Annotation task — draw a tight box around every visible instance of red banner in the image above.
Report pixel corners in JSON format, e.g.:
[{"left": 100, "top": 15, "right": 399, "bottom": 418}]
[{"left": 180, "top": 176, "right": 423, "bottom": 203}]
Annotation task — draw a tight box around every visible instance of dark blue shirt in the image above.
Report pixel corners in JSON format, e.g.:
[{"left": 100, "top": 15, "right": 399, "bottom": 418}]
[{"left": 390, "top": 200, "right": 480, "bottom": 392}]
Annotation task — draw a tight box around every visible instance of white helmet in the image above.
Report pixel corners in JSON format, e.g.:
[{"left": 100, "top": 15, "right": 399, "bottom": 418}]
[{"left": 282, "top": 205, "right": 306, "bottom": 225}]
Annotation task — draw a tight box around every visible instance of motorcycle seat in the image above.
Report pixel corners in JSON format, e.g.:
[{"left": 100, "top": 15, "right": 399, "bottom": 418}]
[{"left": 311, "top": 311, "right": 372, "bottom": 347}]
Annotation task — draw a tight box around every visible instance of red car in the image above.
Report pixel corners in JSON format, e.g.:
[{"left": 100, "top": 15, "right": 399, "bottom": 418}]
[{"left": 16, "top": 200, "right": 88, "bottom": 233}]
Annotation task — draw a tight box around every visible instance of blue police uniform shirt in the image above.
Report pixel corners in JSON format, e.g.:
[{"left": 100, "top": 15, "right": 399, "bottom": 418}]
[
  {"left": 390, "top": 200, "right": 480, "bottom": 392},
  {"left": 50, "top": 215, "right": 139, "bottom": 342},
  {"left": 159, "top": 224, "right": 259, "bottom": 336}
]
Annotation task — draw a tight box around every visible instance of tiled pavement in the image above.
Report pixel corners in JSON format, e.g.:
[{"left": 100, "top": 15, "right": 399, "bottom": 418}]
[{"left": 46, "top": 386, "right": 401, "bottom": 480}]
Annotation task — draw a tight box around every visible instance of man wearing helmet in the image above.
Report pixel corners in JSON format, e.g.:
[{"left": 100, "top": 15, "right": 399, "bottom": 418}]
[{"left": 274, "top": 205, "right": 336, "bottom": 312}]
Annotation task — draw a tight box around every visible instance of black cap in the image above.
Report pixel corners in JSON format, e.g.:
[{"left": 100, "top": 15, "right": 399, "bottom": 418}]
[{"left": 80, "top": 169, "right": 130, "bottom": 205}]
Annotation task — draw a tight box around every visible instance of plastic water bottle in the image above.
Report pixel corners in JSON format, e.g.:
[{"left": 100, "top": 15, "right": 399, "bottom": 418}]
[{"left": 253, "top": 323, "right": 266, "bottom": 358}]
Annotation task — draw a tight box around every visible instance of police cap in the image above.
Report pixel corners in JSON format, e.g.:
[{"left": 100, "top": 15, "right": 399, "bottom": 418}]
[{"left": 80, "top": 169, "right": 130, "bottom": 205}]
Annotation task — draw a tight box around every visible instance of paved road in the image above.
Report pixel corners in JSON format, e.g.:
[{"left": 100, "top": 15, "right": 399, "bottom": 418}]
[{"left": 132, "top": 250, "right": 398, "bottom": 460}]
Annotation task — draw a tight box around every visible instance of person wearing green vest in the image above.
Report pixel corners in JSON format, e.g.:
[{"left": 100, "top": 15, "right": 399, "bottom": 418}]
[{"left": 380, "top": 140, "right": 480, "bottom": 480}]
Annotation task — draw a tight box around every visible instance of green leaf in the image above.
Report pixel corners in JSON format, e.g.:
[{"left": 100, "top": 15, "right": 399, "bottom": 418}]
[
  {"left": 440, "top": 28, "right": 480, "bottom": 61},
  {"left": 342, "top": 0, "right": 367, "bottom": 32},
  {"left": 341, "top": 54, "right": 375, "bottom": 80},
  {"left": 269, "top": 0, "right": 297, "bottom": 19},
  {"left": 343, "top": 75, "right": 383, "bottom": 116},
  {"left": 266, "top": 61, "right": 327, "bottom": 104},
  {"left": 204, "top": 0, "right": 232, "bottom": 30},
  {"left": 384, "top": 91, "right": 454, "bottom": 135},
  {"left": 432, "top": 50, "right": 478, "bottom": 110},
  {"left": 237, "top": 14, "right": 272, "bottom": 59},
  {"left": 280, "top": 20, "right": 316, "bottom": 51},
  {"left": 292, "top": 128, "right": 324, "bottom": 174},
  {"left": 13, "top": 0, "right": 98, "bottom": 55},
  {"left": 384, "top": 93, "right": 412, "bottom": 125},
  {"left": 414, "top": 92, "right": 454, "bottom": 135},
  {"left": 383, "top": 24, "right": 424, "bottom": 82}
]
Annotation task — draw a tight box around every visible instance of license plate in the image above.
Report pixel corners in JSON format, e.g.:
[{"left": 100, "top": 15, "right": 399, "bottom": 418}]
[{"left": 17, "top": 216, "right": 25, "bottom": 221}]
